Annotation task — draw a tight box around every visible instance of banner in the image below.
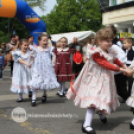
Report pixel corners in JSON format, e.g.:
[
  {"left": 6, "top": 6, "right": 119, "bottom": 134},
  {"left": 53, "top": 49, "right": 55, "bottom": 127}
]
[{"left": 120, "top": 32, "right": 132, "bottom": 38}]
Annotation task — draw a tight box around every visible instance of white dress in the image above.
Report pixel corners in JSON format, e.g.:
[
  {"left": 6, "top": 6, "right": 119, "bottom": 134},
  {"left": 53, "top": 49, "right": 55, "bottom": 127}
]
[
  {"left": 28, "top": 45, "right": 60, "bottom": 90},
  {"left": 126, "top": 62, "right": 134, "bottom": 107},
  {"left": 10, "top": 50, "right": 33, "bottom": 94}
]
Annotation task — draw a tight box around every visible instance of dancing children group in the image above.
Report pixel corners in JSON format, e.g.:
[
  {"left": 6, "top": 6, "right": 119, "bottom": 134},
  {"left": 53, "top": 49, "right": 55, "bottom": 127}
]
[{"left": 10, "top": 26, "right": 134, "bottom": 134}]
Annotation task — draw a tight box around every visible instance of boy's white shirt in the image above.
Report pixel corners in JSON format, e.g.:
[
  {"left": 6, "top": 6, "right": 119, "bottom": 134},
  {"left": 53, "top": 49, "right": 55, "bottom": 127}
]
[{"left": 112, "top": 44, "right": 127, "bottom": 75}]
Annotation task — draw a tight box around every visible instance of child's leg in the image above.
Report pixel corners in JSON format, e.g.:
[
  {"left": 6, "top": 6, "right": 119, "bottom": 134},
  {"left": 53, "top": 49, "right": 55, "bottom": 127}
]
[
  {"left": 42, "top": 90, "right": 47, "bottom": 103},
  {"left": 130, "top": 117, "right": 134, "bottom": 129},
  {"left": 0, "top": 64, "right": 2, "bottom": 79},
  {"left": 98, "top": 110, "right": 107, "bottom": 123},
  {"left": 32, "top": 90, "right": 37, "bottom": 102},
  {"left": 19, "top": 93, "right": 23, "bottom": 100},
  {"left": 43, "top": 90, "right": 46, "bottom": 96},
  {"left": 83, "top": 107, "right": 95, "bottom": 131},
  {"left": 61, "top": 82, "right": 65, "bottom": 93}
]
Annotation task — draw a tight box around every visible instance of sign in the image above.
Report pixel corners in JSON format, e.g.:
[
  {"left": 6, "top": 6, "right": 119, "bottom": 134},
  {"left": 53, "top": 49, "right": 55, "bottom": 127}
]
[{"left": 120, "top": 32, "right": 132, "bottom": 38}]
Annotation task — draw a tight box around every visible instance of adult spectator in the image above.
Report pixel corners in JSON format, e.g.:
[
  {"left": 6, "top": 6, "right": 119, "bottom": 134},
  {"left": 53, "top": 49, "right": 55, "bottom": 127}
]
[
  {"left": 0, "top": 42, "right": 6, "bottom": 54},
  {"left": 27, "top": 35, "right": 36, "bottom": 46},
  {"left": 6, "top": 35, "right": 18, "bottom": 77},
  {"left": 15, "top": 35, "right": 19, "bottom": 45}
]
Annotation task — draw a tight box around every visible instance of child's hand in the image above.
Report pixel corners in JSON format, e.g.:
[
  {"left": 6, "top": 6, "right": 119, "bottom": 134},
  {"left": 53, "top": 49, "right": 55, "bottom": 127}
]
[
  {"left": 124, "top": 69, "right": 134, "bottom": 77},
  {"left": 27, "top": 64, "right": 31, "bottom": 68}
]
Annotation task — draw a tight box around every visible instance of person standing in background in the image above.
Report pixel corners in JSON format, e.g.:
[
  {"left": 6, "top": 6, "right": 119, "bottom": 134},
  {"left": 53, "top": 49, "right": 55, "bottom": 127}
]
[
  {"left": 15, "top": 35, "right": 19, "bottom": 45},
  {"left": 0, "top": 49, "right": 5, "bottom": 80},
  {"left": 27, "top": 35, "right": 36, "bottom": 46},
  {"left": 123, "top": 38, "right": 134, "bottom": 96},
  {"left": 108, "top": 25, "right": 128, "bottom": 103},
  {"left": 6, "top": 35, "right": 19, "bottom": 77}
]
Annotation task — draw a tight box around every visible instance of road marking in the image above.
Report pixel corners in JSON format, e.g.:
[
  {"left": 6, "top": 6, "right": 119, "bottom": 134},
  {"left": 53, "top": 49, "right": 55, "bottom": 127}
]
[{"left": 0, "top": 109, "right": 52, "bottom": 134}]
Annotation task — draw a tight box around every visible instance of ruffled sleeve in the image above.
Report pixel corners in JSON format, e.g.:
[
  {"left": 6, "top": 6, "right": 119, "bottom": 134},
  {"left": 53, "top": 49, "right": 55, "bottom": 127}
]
[
  {"left": 92, "top": 52, "right": 120, "bottom": 72},
  {"left": 12, "top": 51, "right": 21, "bottom": 62},
  {"left": 108, "top": 46, "right": 118, "bottom": 60},
  {"left": 29, "top": 45, "right": 38, "bottom": 53}
]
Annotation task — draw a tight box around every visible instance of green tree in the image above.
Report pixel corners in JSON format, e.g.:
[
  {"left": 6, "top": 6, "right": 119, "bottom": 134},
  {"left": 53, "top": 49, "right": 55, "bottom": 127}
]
[
  {"left": 42, "top": 0, "right": 102, "bottom": 34},
  {"left": 24, "top": 0, "right": 46, "bottom": 11}
]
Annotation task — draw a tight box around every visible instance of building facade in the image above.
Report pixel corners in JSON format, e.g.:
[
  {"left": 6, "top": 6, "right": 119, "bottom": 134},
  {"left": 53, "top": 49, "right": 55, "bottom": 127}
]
[{"left": 101, "top": 0, "right": 134, "bottom": 38}]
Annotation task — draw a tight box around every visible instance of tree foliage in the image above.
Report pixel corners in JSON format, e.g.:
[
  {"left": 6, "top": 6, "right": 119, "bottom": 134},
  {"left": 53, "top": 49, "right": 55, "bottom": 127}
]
[
  {"left": 24, "top": 0, "right": 46, "bottom": 11},
  {"left": 42, "top": 0, "right": 102, "bottom": 34}
]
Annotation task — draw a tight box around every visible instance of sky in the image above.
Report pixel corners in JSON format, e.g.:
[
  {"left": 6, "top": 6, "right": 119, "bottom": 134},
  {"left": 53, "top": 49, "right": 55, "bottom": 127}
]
[{"left": 33, "top": 0, "right": 57, "bottom": 16}]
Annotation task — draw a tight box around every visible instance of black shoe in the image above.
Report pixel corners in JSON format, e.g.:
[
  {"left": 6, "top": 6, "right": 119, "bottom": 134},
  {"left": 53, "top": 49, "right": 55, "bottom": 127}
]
[
  {"left": 31, "top": 101, "right": 36, "bottom": 107},
  {"left": 28, "top": 91, "right": 32, "bottom": 98},
  {"left": 42, "top": 96, "right": 47, "bottom": 103},
  {"left": 130, "top": 123, "right": 134, "bottom": 129},
  {"left": 82, "top": 124, "right": 96, "bottom": 134},
  {"left": 130, "top": 107, "right": 134, "bottom": 115},
  {"left": 99, "top": 114, "right": 107, "bottom": 124},
  {"left": 16, "top": 99, "right": 23, "bottom": 103}
]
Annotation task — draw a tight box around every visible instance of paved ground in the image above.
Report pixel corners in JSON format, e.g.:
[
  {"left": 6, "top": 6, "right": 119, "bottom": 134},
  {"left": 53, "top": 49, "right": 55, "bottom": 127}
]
[{"left": 0, "top": 68, "right": 134, "bottom": 134}]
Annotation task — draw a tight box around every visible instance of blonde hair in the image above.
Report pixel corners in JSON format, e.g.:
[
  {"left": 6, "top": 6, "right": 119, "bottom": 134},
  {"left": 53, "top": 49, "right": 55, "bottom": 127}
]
[
  {"left": 60, "top": 37, "right": 68, "bottom": 43},
  {"left": 38, "top": 33, "right": 48, "bottom": 41},
  {"left": 19, "top": 39, "right": 28, "bottom": 49}
]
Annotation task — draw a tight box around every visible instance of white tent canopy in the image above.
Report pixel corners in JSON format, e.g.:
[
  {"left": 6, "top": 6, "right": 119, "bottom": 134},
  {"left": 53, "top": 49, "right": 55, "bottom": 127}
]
[{"left": 51, "top": 31, "right": 96, "bottom": 46}]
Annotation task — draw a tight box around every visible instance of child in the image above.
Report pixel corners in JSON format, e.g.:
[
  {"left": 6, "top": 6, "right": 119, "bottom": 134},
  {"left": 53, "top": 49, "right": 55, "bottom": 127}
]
[
  {"left": 0, "top": 49, "right": 5, "bottom": 80},
  {"left": 126, "top": 62, "right": 134, "bottom": 130},
  {"left": 10, "top": 39, "right": 32, "bottom": 102},
  {"left": 123, "top": 38, "right": 134, "bottom": 96},
  {"left": 73, "top": 46, "right": 83, "bottom": 78},
  {"left": 28, "top": 33, "right": 60, "bottom": 107},
  {"left": 54, "top": 37, "right": 74, "bottom": 97},
  {"left": 66, "top": 28, "right": 131, "bottom": 134}
]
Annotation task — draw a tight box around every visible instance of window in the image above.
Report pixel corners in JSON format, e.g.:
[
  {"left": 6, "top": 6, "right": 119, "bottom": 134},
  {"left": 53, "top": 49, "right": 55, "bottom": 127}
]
[{"left": 111, "top": 0, "right": 117, "bottom": 6}]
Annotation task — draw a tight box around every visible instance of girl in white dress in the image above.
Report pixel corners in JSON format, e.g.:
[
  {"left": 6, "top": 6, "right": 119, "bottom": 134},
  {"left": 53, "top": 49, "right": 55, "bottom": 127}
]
[
  {"left": 66, "top": 28, "right": 132, "bottom": 134},
  {"left": 28, "top": 33, "right": 60, "bottom": 107},
  {"left": 126, "top": 62, "right": 134, "bottom": 130},
  {"left": 11, "top": 39, "right": 33, "bottom": 102}
]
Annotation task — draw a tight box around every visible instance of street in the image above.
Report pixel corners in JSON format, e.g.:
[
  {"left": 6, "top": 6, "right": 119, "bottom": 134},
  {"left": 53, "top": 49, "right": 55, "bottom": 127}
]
[{"left": 0, "top": 68, "right": 134, "bottom": 134}]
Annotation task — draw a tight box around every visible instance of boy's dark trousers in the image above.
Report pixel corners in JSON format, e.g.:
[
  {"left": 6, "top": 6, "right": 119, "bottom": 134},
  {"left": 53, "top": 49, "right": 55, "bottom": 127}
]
[
  {"left": 127, "top": 76, "right": 133, "bottom": 96},
  {"left": 0, "top": 64, "right": 3, "bottom": 78},
  {"left": 114, "top": 73, "right": 129, "bottom": 101}
]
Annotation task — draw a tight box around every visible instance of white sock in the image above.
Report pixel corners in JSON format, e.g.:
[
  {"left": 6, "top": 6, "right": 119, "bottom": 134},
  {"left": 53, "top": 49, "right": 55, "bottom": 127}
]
[
  {"left": 58, "top": 82, "right": 62, "bottom": 93},
  {"left": 61, "top": 82, "right": 65, "bottom": 93},
  {"left": 132, "top": 118, "right": 134, "bottom": 125},
  {"left": 83, "top": 108, "right": 95, "bottom": 131},
  {"left": 43, "top": 90, "right": 46, "bottom": 97},
  {"left": 19, "top": 93, "right": 23, "bottom": 100},
  {"left": 32, "top": 90, "right": 37, "bottom": 102}
]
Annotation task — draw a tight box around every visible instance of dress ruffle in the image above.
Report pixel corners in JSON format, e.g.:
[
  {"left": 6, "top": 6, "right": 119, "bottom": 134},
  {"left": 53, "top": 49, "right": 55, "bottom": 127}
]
[
  {"left": 28, "top": 80, "right": 60, "bottom": 90},
  {"left": 87, "top": 47, "right": 118, "bottom": 61},
  {"left": 66, "top": 89, "right": 120, "bottom": 115}
]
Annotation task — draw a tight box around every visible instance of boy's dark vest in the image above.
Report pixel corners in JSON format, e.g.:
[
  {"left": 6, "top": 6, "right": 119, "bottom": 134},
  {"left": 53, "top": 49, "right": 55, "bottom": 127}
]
[{"left": 126, "top": 48, "right": 134, "bottom": 66}]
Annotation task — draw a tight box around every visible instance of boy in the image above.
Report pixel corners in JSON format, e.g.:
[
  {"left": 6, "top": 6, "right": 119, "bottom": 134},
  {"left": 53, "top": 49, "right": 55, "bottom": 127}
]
[
  {"left": 0, "top": 49, "right": 5, "bottom": 80},
  {"left": 123, "top": 38, "right": 134, "bottom": 96}
]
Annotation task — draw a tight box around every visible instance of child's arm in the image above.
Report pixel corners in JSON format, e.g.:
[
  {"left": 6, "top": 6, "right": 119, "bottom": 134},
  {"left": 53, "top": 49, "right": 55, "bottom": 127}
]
[
  {"left": 93, "top": 52, "right": 126, "bottom": 73},
  {"left": 18, "top": 59, "right": 31, "bottom": 68}
]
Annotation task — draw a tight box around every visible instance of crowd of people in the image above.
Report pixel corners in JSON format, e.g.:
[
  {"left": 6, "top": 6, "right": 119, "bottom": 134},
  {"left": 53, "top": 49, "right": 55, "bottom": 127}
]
[{"left": 0, "top": 25, "right": 134, "bottom": 134}]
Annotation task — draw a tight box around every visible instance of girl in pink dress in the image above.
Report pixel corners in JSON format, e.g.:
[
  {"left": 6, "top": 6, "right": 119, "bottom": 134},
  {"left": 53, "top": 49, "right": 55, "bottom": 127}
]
[
  {"left": 66, "top": 28, "right": 131, "bottom": 134},
  {"left": 54, "top": 37, "right": 74, "bottom": 97}
]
